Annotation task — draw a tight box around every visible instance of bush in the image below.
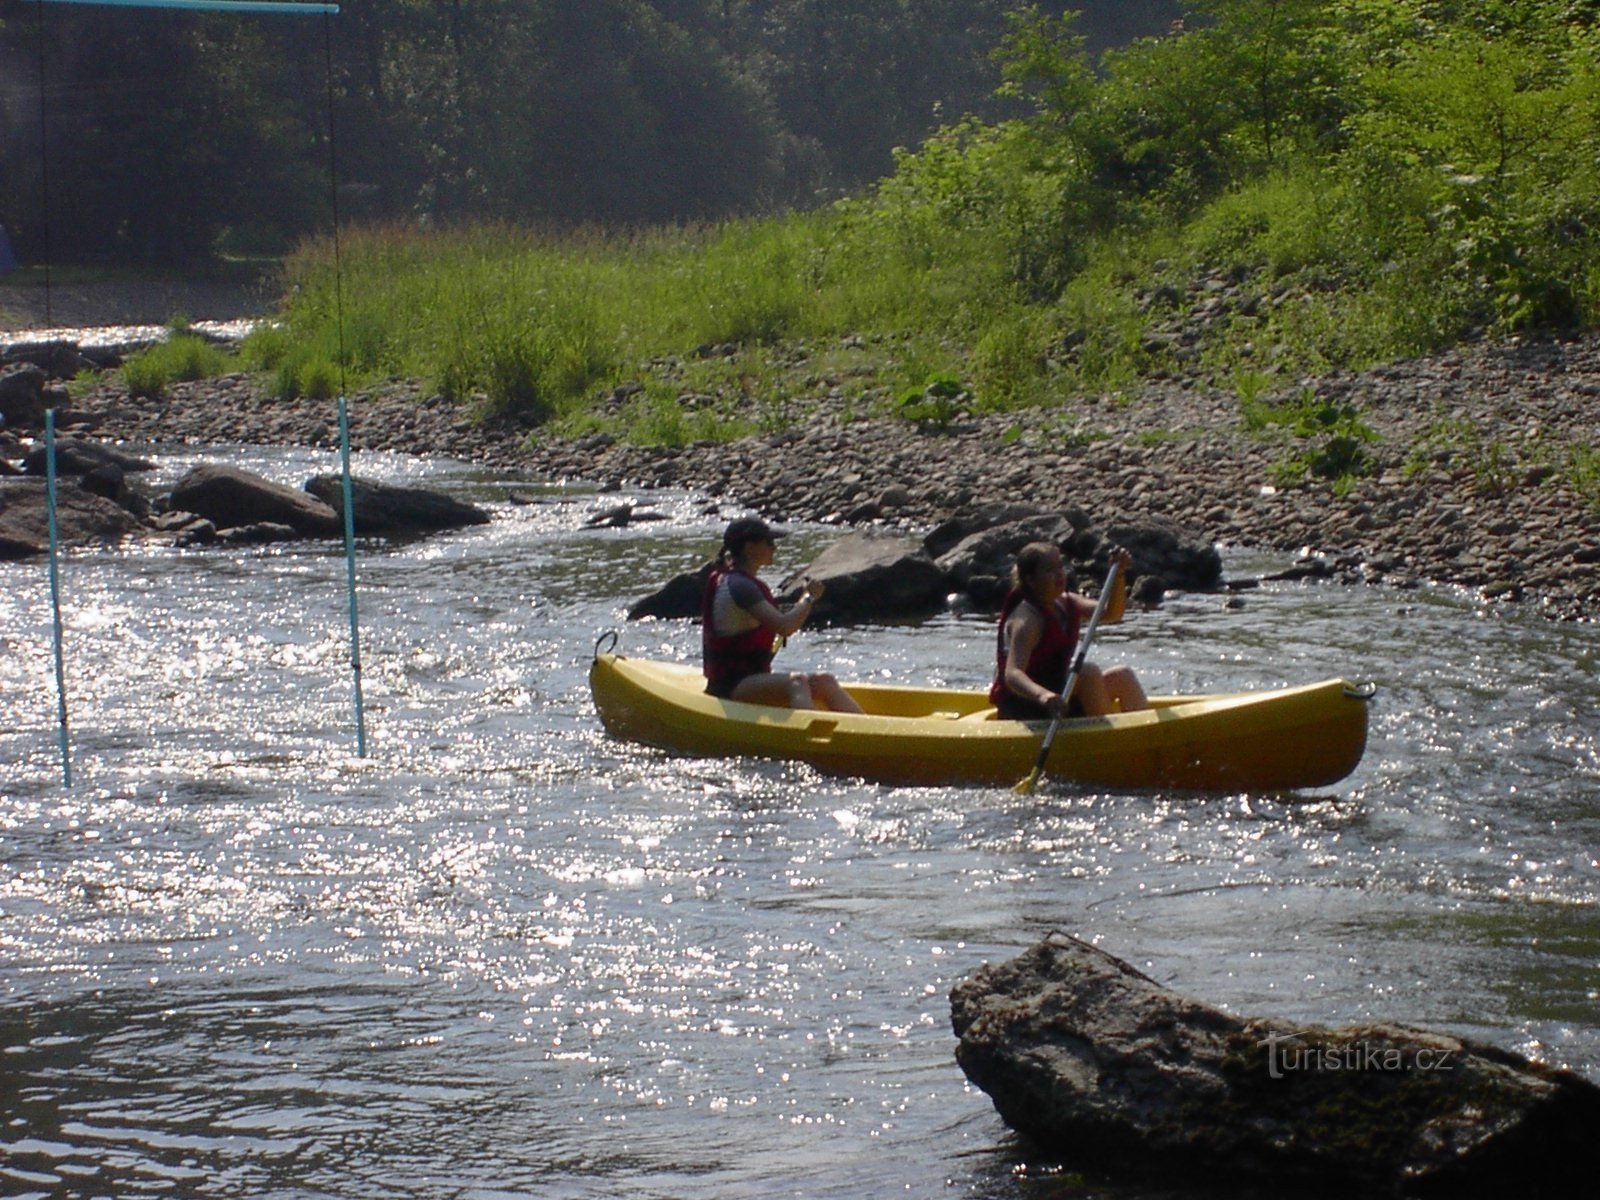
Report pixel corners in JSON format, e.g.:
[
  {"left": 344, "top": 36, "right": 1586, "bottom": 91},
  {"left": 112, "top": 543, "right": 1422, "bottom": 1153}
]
[{"left": 121, "top": 333, "right": 232, "bottom": 398}]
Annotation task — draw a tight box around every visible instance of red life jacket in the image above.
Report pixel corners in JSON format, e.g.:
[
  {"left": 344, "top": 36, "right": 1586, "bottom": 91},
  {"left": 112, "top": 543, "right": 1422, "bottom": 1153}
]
[
  {"left": 702, "top": 565, "right": 778, "bottom": 688},
  {"left": 988, "top": 587, "right": 1080, "bottom": 714}
]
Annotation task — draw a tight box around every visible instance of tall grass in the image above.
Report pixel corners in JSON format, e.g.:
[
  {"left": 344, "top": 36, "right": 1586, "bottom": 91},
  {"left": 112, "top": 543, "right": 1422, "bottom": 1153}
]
[
  {"left": 122, "top": 332, "right": 234, "bottom": 398},
  {"left": 262, "top": 8, "right": 1600, "bottom": 437},
  {"left": 271, "top": 205, "right": 1035, "bottom": 427}
]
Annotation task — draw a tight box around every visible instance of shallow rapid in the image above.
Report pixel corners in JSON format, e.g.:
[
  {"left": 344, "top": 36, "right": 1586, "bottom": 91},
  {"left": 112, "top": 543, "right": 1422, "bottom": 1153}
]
[{"left": 3, "top": 444, "right": 1597, "bottom": 1199}]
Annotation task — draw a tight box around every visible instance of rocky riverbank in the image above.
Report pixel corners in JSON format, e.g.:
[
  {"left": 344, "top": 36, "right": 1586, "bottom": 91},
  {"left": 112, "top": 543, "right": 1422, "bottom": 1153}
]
[{"left": 12, "top": 332, "right": 1600, "bottom": 620}]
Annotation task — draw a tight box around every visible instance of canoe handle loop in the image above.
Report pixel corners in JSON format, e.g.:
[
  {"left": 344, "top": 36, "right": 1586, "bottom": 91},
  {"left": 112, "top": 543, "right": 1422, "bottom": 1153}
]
[
  {"left": 1344, "top": 680, "right": 1377, "bottom": 701},
  {"left": 593, "top": 630, "right": 620, "bottom": 660}
]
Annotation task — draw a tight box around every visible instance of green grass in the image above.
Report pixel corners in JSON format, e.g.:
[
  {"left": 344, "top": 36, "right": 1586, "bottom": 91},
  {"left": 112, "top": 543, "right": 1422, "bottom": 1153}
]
[
  {"left": 250, "top": 7, "right": 1600, "bottom": 448},
  {"left": 121, "top": 332, "right": 234, "bottom": 398},
  {"left": 1570, "top": 444, "right": 1600, "bottom": 508}
]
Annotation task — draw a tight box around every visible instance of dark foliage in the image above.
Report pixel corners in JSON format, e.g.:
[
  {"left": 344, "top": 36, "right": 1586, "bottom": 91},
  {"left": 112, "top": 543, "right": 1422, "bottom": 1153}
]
[{"left": 0, "top": 0, "right": 1179, "bottom": 266}]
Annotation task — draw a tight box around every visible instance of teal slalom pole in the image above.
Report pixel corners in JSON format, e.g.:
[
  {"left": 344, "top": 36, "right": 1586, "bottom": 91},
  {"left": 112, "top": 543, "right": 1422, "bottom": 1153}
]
[
  {"left": 338, "top": 396, "right": 367, "bottom": 756},
  {"left": 44, "top": 410, "right": 72, "bottom": 786}
]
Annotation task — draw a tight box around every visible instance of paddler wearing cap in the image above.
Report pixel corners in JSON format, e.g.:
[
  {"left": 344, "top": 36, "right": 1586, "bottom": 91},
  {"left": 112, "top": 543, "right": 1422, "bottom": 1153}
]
[{"left": 700, "top": 517, "right": 864, "bottom": 713}]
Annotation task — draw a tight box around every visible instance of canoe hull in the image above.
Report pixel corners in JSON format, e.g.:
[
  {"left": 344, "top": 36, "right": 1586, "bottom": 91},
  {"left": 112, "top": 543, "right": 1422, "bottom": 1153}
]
[{"left": 589, "top": 655, "right": 1370, "bottom": 791}]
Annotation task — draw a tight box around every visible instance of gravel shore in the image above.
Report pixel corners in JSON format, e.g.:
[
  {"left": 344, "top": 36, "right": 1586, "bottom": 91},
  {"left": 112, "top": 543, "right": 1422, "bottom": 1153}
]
[{"left": 53, "top": 333, "right": 1600, "bottom": 621}]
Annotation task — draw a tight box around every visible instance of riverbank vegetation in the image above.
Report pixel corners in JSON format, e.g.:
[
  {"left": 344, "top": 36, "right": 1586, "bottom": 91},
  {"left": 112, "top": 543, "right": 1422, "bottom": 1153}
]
[
  {"left": 136, "top": 2, "right": 1600, "bottom": 477},
  {"left": 249, "top": 0, "right": 1600, "bottom": 449}
]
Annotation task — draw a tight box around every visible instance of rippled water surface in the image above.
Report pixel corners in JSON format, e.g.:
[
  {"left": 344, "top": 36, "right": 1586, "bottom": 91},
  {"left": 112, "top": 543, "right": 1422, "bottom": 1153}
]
[{"left": 4, "top": 444, "right": 1598, "bottom": 1199}]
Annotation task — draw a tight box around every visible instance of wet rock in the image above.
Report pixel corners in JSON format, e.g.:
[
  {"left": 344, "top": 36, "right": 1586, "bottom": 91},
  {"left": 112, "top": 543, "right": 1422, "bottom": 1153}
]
[
  {"left": 951, "top": 933, "right": 1600, "bottom": 1197},
  {"left": 174, "top": 519, "right": 218, "bottom": 548},
  {"left": 923, "top": 503, "right": 1072, "bottom": 559},
  {"left": 23, "top": 436, "right": 155, "bottom": 477},
  {"left": 304, "top": 473, "right": 491, "bottom": 533},
  {"left": 0, "top": 363, "right": 48, "bottom": 428},
  {"left": 218, "top": 521, "right": 300, "bottom": 545},
  {"left": 0, "top": 340, "right": 94, "bottom": 379},
  {"left": 934, "top": 511, "right": 1094, "bottom": 592},
  {"left": 167, "top": 464, "right": 340, "bottom": 536},
  {"left": 1105, "top": 518, "right": 1224, "bottom": 591},
  {"left": 583, "top": 501, "right": 667, "bottom": 529},
  {"left": 149, "top": 509, "right": 207, "bottom": 533},
  {"left": 779, "top": 532, "right": 947, "bottom": 624},
  {"left": 79, "top": 461, "right": 148, "bottom": 519},
  {"left": 628, "top": 561, "right": 714, "bottom": 621},
  {"left": 0, "top": 476, "right": 144, "bottom": 553},
  {"left": 1129, "top": 573, "right": 1166, "bottom": 606}
]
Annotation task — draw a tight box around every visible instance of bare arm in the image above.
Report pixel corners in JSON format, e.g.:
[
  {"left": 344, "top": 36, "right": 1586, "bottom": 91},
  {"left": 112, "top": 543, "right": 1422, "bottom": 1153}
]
[
  {"left": 1067, "top": 548, "right": 1133, "bottom": 625},
  {"left": 1002, "top": 609, "right": 1063, "bottom": 712},
  {"left": 747, "top": 579, "right": 824, "bottom": 639}
]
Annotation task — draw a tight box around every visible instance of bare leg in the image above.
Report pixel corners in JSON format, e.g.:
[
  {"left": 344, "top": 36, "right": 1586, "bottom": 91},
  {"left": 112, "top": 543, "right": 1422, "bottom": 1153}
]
[
  {"left": 807, "top": 672, "right": 864, "bottom": 714},
  {"left": 1103, "top": 665, "right": 1148, "bottom": 712},
  {"left": 1074, "top": 663, "right": 1148, "bottom": 715},
  {"left": 730, "top": 672, "right": 820, "bottom": 709},
  {"left": 1074, "top": 663, "right": 1113, "bottom": 716}
]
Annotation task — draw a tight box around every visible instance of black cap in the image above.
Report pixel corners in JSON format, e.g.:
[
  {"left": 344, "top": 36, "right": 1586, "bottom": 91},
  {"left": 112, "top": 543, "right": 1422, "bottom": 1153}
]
[{"left": 722, "top": 516, "right": 786, "bottom": 552}]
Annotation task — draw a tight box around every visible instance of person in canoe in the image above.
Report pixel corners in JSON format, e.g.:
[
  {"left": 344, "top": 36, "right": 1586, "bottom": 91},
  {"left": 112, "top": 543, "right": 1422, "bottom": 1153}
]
[
  {"left": 991, "top": 541, "right": 1149, "bottom": 720},
  {"left": 702, "top": 516, "right": 864, "bottom": 712}
]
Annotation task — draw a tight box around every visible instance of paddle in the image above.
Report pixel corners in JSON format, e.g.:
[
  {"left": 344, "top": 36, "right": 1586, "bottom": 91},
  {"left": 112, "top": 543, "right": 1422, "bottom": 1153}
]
[{"left": 1012, "top": 557, "right": 1124, "bottom": 795}]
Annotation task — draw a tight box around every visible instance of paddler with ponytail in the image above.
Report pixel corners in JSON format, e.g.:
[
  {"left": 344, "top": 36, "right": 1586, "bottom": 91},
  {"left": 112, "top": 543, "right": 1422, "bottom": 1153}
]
[
  {"left": 702, "top": 517, "right": 864, "bottom": 712},
  {"left": 991, "top": 541, "right": 1148, "bottom": 720}
]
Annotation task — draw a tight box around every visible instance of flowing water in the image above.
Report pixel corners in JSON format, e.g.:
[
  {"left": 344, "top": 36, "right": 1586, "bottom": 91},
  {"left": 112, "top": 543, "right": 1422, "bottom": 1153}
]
[{"left": 3, "top": 442, "right": 1598, "bottom": 1199}]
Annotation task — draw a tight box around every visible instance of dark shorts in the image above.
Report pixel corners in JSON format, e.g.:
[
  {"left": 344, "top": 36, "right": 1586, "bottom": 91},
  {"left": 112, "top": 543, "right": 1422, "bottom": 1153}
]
[{"left": 996, "top": 692, "right": 1085, "bottom": 722}]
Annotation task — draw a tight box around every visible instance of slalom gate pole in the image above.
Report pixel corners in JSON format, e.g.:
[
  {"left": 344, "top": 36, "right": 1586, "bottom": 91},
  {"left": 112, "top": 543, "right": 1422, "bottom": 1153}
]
[
  {"left": 338, "top": 396, "right": 367, "bottom": 757},
  {"left": 44, "top": 409, "right": 72, "bottom": 785}
]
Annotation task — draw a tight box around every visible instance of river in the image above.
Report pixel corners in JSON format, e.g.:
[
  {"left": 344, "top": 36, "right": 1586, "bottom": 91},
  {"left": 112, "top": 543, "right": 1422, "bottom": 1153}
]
[{"left": 3, "top": 442, "right": 1597, "bottom": 1199}]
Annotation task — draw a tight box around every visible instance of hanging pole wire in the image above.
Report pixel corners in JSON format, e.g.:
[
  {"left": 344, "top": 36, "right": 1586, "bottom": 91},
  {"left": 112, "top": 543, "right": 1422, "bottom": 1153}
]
[
  {"left": 323, "top": 8, "right": 366, "bottom": 756},
  {"left": 28, "top": 3, "right": 341, "bottom": 326},
  {"left": 26, "top": 0, "right": 348, "bottom": 771},
  {"left": 44, "top": 410, "right": 72, "bottom": 786},
  {"left": 33, "top": 2, "right": 340, "bottom": 14},
  {"left": 33, "top": 0, "right": 56, "bottom": 326}
]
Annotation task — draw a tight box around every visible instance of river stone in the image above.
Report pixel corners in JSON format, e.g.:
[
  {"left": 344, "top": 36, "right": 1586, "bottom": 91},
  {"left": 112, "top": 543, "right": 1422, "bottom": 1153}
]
[
  {"left": 951, "top": 933, "right": 1600, "bottom": 1196},
  {"left": 0, "top": 363, "right": 48, "bottom": 428},
  {"left": 168, "top": 464, "right": 340, "bottom": 535},
  {"left": 1105, "top": 517, "right": 1223, "bottom": 590},
  {"left": 629, "top": 561, "right": 715, "bottom": 621},
  {"left": 1, "top": 340, "right": 94, "bottom": 379},
  {"left": 779, "top": 532, "right": 947, "bottom": 624},
  {"left": 923, "top": 502, "right": 1069, "bottom": 558},
  {"left": 23, "top": 436, "right": 155, "bottom": 477},
  {"left": 628, "top": 533, "right": 948, "bottom": 625},
  {"left": 934, "top": 511, "right": 1096, "bottom": 591},
  {"left": 304, "top": 473, "right": 491, "bottom": 533},
  {"left": 0, "top": 476, "right": 144, "bottom": 554}
]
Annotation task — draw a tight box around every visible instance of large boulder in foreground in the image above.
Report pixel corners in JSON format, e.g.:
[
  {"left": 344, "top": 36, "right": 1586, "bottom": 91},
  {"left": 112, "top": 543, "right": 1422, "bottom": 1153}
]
[
  {"left": 167, "top": 464, "right": 341, "bottom": 536},
  {"left": 951, "top": 933, "right": 1600, "bottom": 1197},
  {"left": 304, "top": 473, "right": 491, "bottom": 533}
]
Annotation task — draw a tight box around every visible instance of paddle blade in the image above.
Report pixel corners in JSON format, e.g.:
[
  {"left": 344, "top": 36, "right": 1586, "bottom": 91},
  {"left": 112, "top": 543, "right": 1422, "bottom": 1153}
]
[{"left": 1012, "top": 767, "right": 1043, "bottom": 795}]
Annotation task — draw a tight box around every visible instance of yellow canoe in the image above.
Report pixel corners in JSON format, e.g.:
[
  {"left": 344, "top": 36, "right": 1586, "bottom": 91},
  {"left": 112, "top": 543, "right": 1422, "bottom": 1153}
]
[{"left": 589, "top": 653, "right": 1372, "bottom": 791}]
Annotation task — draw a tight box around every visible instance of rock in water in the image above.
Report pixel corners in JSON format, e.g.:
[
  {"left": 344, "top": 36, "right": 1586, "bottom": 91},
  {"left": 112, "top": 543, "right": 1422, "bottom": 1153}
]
[
  {"left": 779, "top": 532, "right": 947, "bottom": 624},
  {"left": 951, "top": 933, "right": 1600, "bottom": 1196},
  {"left": 168, "top": 464, "right": 340, "bottom": 536},
  {"left": 304, "top": 474, "right": 490, "bottom": 533}
]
